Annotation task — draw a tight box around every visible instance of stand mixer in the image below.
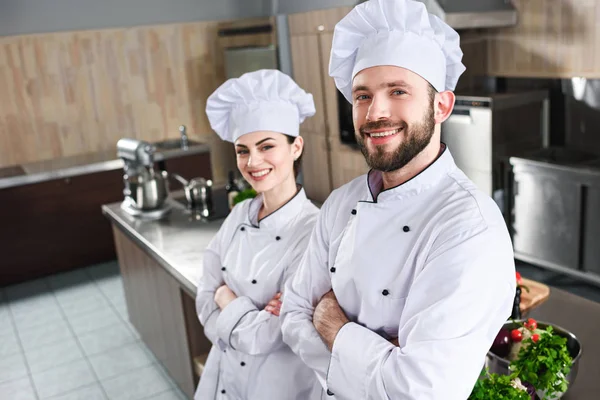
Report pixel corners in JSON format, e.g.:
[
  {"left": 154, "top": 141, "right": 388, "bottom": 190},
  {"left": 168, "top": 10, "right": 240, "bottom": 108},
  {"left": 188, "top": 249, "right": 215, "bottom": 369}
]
[{"left": 117, "top": 138, "right": 171, "bottom": 219}]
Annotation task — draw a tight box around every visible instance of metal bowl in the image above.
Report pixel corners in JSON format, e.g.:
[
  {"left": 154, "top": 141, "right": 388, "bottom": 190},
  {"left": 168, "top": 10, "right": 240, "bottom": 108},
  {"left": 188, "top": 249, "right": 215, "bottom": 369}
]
[
  {"left": 486, "top": 320, "right": 582, "bottom": 398},
  {"left": 125, "top": 170, "right": 169, "bottom": 210}
]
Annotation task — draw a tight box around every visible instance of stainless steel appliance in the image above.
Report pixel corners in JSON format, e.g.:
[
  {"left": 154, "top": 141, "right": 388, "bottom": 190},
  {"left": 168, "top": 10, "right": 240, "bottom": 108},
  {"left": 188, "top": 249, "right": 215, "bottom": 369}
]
[
  {"left": 171, "top": 173, "right": 214, "bottom": 217},
  {"left": 117, "top": 138, "right": 171, "bottom": 219},
  {"left": 441, "top": 90, "right": 550, "bottom": 214},
  {"left": 510, "top": 148, "right": 600, "bottom": 286}
]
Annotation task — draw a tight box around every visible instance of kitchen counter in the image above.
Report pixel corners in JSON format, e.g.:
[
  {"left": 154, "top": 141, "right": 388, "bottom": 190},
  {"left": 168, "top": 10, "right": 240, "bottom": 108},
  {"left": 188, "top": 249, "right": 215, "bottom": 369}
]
[
  {"left": 101, "top": 189, "right": 228, "bottom": 296},
  {"left": 0, "top": 140, "right": 210, "bottom": 190}
]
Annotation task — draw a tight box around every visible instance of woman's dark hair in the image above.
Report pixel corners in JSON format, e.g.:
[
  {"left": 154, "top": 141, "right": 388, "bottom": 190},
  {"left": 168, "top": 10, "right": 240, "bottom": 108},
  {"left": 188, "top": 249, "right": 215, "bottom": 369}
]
[{"left": 285, "top": 135, "right": 303, "bottom": 178}]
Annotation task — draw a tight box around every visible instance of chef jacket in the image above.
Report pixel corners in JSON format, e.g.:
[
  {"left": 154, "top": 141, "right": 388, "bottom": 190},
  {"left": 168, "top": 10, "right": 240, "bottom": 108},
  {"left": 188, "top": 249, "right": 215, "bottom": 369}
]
[
  {"left": 281, "top": 147, "right": 516, "bottom": 399},
  {"left": 195, "top": 187, "right": 321, "bottom": 399}
]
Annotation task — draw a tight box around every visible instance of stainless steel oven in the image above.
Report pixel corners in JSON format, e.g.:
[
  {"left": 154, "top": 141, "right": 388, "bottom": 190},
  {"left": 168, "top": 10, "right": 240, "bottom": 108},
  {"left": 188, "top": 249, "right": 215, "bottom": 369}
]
[{"left": 441, "top": 90, "right": 549, "bottom": 211}]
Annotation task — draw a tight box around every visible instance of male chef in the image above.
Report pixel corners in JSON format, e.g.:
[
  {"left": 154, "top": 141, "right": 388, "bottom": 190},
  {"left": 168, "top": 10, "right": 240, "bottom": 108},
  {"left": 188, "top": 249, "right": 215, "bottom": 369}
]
[{"left": 280, "top": 0, "right": 516, "bottom": 399}]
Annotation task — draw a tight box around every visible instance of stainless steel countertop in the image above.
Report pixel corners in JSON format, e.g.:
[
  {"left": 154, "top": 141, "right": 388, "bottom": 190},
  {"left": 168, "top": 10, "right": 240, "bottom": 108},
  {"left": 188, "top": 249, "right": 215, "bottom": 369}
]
[
  {"left": 102, "top": 191, "right": 227, "bottom": 296},
  {"left": 0, "top": 142, "right": 210, "bottom": 190}
]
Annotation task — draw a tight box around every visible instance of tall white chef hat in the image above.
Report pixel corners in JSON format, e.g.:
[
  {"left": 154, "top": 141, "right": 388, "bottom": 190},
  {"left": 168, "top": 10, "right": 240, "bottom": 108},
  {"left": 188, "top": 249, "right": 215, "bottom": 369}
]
[
  {"left": 329, "top": 0, "right": 466, "bottom": 103},
  {"left": 206, "top": 69, "right": 316, "bottom": 143}
]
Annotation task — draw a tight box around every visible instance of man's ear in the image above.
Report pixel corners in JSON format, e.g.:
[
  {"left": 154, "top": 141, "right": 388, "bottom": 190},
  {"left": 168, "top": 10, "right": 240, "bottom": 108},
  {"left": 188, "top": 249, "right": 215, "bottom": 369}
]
[{"left": 433, "top": 90, "right": 455, "bottom": 124}]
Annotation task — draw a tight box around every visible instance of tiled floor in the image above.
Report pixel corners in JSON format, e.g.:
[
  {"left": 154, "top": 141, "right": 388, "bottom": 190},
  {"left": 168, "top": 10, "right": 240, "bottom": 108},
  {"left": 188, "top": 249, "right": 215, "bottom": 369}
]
[
  {"left": 0, "top": 262, "right": 188, "bottom": 400},
  {"left": 1, "top": 259, "right": 599, "bottom": 400}
]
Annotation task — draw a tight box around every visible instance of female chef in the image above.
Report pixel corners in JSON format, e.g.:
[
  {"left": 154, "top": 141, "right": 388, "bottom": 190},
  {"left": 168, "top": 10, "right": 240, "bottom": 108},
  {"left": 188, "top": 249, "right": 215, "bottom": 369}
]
[{"left": 194, "top": 69, "right": 321, "bottom": 400}]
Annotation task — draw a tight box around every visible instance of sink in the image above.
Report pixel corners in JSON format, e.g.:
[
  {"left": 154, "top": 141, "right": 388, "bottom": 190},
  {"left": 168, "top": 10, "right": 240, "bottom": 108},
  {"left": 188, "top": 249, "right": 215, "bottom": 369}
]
[{"left": 153, "top": 138, "right": 202, "bottom": 151}]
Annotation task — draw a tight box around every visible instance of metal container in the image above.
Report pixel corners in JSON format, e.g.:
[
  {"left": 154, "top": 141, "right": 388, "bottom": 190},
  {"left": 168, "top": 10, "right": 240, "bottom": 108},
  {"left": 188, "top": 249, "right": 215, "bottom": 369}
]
[
  {"left": 124, "top": 169, "right": 169, "bottom": 210},
  {"left": 171, "top": 173, "right": 213, "bottom": 216},
  {"left": 486, "top": 320, "right": 582, "bottom": 398}
]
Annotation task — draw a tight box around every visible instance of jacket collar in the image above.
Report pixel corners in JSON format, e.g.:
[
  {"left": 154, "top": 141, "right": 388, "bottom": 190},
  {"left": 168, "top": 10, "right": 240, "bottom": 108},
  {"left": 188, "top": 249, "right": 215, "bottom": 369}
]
[
  {"left": 366, "top": 145, "right": 456, "bottom": 203},
  {"left": 248, "top": 186, "right": 308, "bottom": 229}
]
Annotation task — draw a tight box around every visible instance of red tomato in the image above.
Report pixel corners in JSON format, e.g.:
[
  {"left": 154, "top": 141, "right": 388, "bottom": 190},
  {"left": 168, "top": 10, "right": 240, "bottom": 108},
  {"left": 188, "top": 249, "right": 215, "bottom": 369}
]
[
  {"left": 532, "top": 334, "right": 540, "bottom": 343},
  {"left": 524, "top": 318, "right": 538, "bottom": 330},
  {"left": 511, "top": 329, "right": 523, "bottom": 342}
]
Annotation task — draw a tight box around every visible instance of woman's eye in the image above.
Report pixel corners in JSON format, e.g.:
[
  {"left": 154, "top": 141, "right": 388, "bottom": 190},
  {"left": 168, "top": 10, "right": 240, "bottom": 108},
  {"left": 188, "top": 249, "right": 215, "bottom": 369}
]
[
  {"left": 236, "top": 150, "right": 248, "bottom": 155},
  {"left": 261, "top": 145, "right": 274, "bottom": 151}
]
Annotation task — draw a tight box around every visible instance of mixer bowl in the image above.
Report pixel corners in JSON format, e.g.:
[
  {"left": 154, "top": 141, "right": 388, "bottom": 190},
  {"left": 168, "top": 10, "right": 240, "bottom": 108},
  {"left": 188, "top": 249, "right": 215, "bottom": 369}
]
[{"left": 125, "top": 170, "right": 169, "bottom": 210}]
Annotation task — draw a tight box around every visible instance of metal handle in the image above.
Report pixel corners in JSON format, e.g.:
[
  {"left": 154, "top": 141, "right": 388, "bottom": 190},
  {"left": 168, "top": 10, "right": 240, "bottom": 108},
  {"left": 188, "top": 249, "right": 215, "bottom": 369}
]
[{"left": 171, "top": 173, "right": 189, "bottom": 187}]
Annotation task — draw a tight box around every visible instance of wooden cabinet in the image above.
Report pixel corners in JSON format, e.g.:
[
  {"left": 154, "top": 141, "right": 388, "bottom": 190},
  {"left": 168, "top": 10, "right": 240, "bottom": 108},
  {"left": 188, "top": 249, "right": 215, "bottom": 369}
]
[
  {"left": 486, "top": 0, "right": 600, "bottom": 78},
  {"left": 290, "top": 34, "right": 327, "bottom": 136},
  {"left": 289, "top": 8, "right": 371, "bottom": 202},
  {"left": 288, "top": 7, "right": 352, "bottom": 35},
  {"left": 113, "top": 227, "right": 211, "bottom": 399},
  {"left": 0, "top": 152, "right": 211, "bottom": 287},
  {"left": 300, "top": 133, "right": 333, "bottom": 202}
]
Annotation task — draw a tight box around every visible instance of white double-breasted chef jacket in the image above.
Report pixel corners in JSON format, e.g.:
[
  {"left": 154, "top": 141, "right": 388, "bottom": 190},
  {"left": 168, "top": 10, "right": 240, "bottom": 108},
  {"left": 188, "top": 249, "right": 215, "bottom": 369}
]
[
  {"left": 195, "top": 187, "right": 321, "bottom": 400},
  {"left": 281, "top": 147, "right": 516, "bottom": 400}
]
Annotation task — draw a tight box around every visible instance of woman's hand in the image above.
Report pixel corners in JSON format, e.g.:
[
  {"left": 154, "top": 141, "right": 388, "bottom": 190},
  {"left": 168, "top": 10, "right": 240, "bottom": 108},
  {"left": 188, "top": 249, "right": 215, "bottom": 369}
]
[
  {"left": 264, "top": 292, "right": 282, "bottom": 316},
  {"left": 214, "top": 285, "right": 237, "bottom": 310}
]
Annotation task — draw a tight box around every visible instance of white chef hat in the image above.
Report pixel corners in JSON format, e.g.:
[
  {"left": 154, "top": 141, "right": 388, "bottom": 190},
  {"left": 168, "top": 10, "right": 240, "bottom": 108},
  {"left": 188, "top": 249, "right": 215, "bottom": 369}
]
[
  {"left": 329, "top": 0, "right": 466, "bottom": 103},
  {"left": 206, "top": 69, "right": 316, "bottom": 143}
]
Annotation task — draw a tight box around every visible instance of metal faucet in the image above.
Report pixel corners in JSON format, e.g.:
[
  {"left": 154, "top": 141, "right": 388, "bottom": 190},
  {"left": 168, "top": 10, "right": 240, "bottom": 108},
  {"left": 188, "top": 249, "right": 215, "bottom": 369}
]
[{"left": 179, "top": 125, "right": 189, "bottom": 149}]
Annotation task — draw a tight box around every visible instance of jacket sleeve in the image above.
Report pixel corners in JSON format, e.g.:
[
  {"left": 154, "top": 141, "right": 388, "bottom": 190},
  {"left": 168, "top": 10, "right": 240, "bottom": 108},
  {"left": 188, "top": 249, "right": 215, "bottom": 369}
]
[
  {"left": 195, "top": 232, "right": 226, "bottom": 348},
  {"left": 215, "top": 227, "right": 315, "bottom": 355},
  {"left": 281, "top": 202, "right": 334, "bottom": 387},
  {"left": 325, "top": 223, "right": 516, "bottom": 400}
]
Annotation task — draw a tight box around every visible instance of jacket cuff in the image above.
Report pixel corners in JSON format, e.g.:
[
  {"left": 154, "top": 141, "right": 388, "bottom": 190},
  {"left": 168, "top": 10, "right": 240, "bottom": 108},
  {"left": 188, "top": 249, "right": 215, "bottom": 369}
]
[
  {"left": 326, "top": 322, "right": 393, "bottom": 398},
  {"left": 215, "top": 296, "right": 257, "bottom": 348}
]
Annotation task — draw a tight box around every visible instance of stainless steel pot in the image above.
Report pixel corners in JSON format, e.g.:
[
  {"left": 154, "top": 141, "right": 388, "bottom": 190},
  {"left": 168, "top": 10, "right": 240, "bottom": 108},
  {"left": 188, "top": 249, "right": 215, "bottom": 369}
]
[
  {"left": 124, "top": 169, "right": 169, "bottom": 210},
  {"left": 171, "top": 173, "right": 213, "bottom": 216},
  {"left": 486, "top": 320, "right": 582, "bottom": 398}
]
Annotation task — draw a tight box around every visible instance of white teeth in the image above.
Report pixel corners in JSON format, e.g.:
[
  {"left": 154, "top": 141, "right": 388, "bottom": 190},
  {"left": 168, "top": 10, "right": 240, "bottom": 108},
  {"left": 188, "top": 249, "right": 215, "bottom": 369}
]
[
  {"left": 251, "top": 169, "right": 270, "bottom": 177},
  {"left": 370, "top": 129, "right": 400, "bottom": 138}
]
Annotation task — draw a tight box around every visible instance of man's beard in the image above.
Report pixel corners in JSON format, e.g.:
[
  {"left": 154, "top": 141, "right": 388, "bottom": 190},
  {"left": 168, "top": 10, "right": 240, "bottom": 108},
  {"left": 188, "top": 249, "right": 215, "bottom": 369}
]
[{"left": 356, "top": 105, "right": 435, "bottom": 172}]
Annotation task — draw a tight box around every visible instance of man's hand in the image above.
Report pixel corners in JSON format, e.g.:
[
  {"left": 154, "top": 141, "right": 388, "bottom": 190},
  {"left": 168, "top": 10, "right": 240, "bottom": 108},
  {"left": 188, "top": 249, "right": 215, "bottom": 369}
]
[
  {"left": 313, "top": 290, "right": 349, "bottom": 351},
  {"left": 264, "top": 292, "right": 282, "bottom": 316},
  {"left": 214, "top": 285, "right": 237, "bottom": 310}
]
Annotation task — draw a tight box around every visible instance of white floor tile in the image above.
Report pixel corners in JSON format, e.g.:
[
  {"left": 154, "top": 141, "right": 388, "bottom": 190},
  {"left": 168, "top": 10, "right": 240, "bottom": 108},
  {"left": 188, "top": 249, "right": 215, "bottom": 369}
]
[
  {"left": 58, "top": 293, "right": 110, "bottom": 320},
  {"left": 12, "top": 304, "right": 64, "bottom": 332},
  {"left": 67, "top": 307, "right": 121, "bottom": 336},
  {"left": 146, "top": 388, "right": 188, "bottom": 400},
  {"left": 0, "top": 376, "right": 38, "bottom": 400},
  {"left": 0, "top": 328, "right": 21, "bottom": 358},
  {"left": 46, "top": 383, "right": 106, "bottom": 400},
  {"left": 0, "top": 306, "right": 15, "bottom": 336},
  {"left": 0, "top": 352, "right": 29, "bottom": 384},
  {"left": 25, "top": 336, "right": 84, "bottom": 373},
  {"left": 101, "top": 364, "right": 171, "bottom": 400},
  {"left": 88, "top": 341, "right": 155, "bottom": 380},
  {"left": 31, "top": 359, "right": 96, "bottom": 399},
  {"left": 19, "top": 318, "right": 74, "bottom": 352},
  {"left": 77, "top": 323, "right": 136, "bottom": 357}
]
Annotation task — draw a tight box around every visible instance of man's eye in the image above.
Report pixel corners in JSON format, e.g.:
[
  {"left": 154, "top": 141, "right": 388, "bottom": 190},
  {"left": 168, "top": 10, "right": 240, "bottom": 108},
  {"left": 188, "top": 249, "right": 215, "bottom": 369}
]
[
  {"left": 392, "top": 90, "right": 406, "bottom": 96},
  {"left": 356, "top": 94, "right": 370, "bottom": 101}
]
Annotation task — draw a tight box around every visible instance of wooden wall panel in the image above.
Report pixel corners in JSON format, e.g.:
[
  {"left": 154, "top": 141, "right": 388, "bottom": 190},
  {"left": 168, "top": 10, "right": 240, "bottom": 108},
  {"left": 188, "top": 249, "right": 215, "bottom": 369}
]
[
  {"left": 487, "top": 0, "right": 600, "bottom": 78},
  {"left": 288, "top": 7, "right": 352, "bottom": 35},
  {"left": 0, "top": 17, "right": 275, "bottom": 184}
]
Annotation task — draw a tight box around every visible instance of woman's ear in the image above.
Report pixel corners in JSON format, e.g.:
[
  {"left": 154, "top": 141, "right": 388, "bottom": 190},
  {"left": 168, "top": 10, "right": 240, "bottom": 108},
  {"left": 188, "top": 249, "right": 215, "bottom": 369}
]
[{"left": 292, "top": 136, "right": 304, "bottom": 160}]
